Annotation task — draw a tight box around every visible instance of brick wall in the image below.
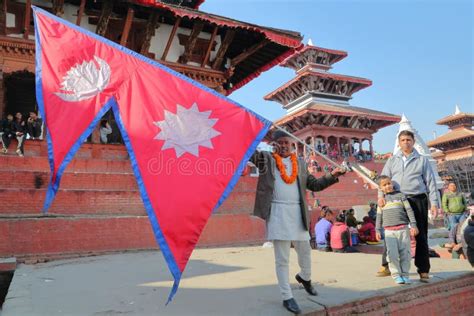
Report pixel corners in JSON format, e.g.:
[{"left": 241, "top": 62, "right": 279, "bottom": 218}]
[{"left": 1, "top": 141, "right": 383, "bottom": 260}]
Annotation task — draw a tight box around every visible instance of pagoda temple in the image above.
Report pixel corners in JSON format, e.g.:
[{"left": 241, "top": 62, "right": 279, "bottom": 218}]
[
  {"left": 0, "top": 0, "right": 303, "bottom": 117},
  {"left": 427, "top": 105, "right": 473, "bottom": 193},
  {"left": 264, "top": 41, "right": 400, "bottom": 159},
  {"left": 427, "top": 105, "right": 474, "bottom": 162}
]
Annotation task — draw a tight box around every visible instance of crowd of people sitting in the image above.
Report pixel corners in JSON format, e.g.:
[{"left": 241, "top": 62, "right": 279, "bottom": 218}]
[
  {"left": 313, "top": 204, "right": 381, "bottom": 254},
  {"left": 0, "top": 112, "right": 120, "bottom": 157},
  {"left": 0, "top": 111, "right": 43, "bottom": 157},
  {"left": 314, "top": 142, "right": 372, "bottom": 162}
]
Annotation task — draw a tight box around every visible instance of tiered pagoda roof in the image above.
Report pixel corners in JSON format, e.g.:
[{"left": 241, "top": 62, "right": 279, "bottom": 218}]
[
  {"left": 427, "top": 106, "right": 474, "bottom": 149},
  {"left": 264, "top": 70, "right": 372, "bottom": 106},
  {"left": 265, "top": 42, "right": 399, "bottom": 134},
  {"left": 265, "top": 43, "right": 372, "bottom": 106},
  {"left": 274, "top": 104, "right": 400, "bottom": 134},
  {"left": 436, "top": 112, "right": 474, "bottom": 128},
  {"left": 139, "top": 0, "right": 206, "bottom": 9},
  {"left": 280, "top": 44, "right": 348, "bottom": 71}
]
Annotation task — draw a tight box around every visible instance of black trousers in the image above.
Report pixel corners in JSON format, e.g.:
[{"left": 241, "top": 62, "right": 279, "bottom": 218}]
[
  {"left": 2, "top": 133, "right": 11, "bottom": 148},
  {"left": 381, "top": 194, "right": 430, "bottom": 273}
]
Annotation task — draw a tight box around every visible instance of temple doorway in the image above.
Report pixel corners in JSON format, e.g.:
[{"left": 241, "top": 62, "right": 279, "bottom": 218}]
[{"left": 3, "top": 70, "right": 36, "bottom": 117}]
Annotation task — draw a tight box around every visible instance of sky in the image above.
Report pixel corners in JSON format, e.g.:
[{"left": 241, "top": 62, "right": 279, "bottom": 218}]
[{"left": 200, "top": 0, "right": 473, "bottom": 153}]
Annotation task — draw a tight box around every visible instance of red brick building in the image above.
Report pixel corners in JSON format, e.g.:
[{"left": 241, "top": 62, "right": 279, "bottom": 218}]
[{"left": 0, "top": 0, "right": 303, "bottom": 261}]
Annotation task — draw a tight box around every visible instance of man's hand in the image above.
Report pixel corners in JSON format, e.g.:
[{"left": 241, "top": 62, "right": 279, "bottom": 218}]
[
  {"left": 410, "top": 227, "right": 419, "bottom": 237},
  {"left": 377, "top": 198, "right": 386, "bottom": 208},
  {"left": 376, "top": 232, "right": 382, "bottom": 241},
  {"left": 331, "top": 167, "right": 346, "bottom": 177},
  {"left": 430, "top": 205, "right": 438, "bottom": 219}
]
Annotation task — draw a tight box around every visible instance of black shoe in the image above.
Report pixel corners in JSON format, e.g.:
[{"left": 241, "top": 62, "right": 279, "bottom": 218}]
[
  {"left": 283, "top": 298, "right": 302, "bottom": 314},
  {"left": 295, "top": 274, "right": 318, "bottom": 296}
]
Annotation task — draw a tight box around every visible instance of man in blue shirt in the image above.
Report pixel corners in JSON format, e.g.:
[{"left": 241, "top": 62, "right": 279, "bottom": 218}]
[{"left": 314, "top": 207, "right": 334, "bottom": 251}]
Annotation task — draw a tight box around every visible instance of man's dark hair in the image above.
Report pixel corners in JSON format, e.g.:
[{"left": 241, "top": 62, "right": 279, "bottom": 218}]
[
  {"left": 377, "top": 175, "right": 391, "bottom": 184},
  {"left": 398, "top": 130, "right": 414, "bottom": 140},
  {"left": 322, "top": 208, "right": 333, "bottom": 217},
  {"left": 100, "top": 119, "right": 108, "bottom": 128}
]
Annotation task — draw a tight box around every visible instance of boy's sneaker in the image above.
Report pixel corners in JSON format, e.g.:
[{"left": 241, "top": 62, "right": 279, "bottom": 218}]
[
  {"left": 394, "top": 276, "right": 405, "bottom": 284},
  {"left": 1, "top": 147, "right": 7, "bottom": 154},
  {"left": 16, "top": 149, "right": 23, "bottom": 157},
  {"left": 402, "top": 277, "right": 411, "bottom": 284}
]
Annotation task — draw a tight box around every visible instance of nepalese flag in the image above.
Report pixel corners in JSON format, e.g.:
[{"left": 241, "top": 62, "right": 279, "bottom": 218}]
[{"left": 33, "top": 6, "right": 271, "bottom": 302}]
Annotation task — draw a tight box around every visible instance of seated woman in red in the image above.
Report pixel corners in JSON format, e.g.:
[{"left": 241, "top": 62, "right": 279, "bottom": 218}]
[
  {"left": 330, "top": 214, "right": 359, "bottom": 253},
  {"left": 358, "top": 216, "right": 377, "bottom": 243}
]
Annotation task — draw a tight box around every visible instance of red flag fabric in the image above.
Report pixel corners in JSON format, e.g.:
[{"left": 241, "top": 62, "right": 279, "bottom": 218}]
[{"left": 33, "top": 6, "right": 270, "bottom": 302}]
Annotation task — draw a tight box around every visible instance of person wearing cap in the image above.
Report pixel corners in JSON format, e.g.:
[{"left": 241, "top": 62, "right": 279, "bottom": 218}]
[{"left": 250, "top": 130, "right": 345, "bottom": 314}]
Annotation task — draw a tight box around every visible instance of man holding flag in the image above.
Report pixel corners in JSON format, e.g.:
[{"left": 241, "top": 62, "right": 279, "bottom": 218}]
[{"left": 251, "top": 130, "right": 345, "bottom": 314}]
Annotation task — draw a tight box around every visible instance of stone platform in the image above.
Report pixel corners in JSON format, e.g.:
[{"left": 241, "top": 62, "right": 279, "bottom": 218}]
[{"left": 2, "top": 245, "right": 473, "bottom": 316}]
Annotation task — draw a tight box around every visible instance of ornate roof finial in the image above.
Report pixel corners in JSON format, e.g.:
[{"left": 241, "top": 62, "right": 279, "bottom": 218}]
[
  {"left": 307, "top": 38, "right": 313, "bottom": 46},
  {"left": 454, "top": 104, "right": 461, "bottom": 115}
]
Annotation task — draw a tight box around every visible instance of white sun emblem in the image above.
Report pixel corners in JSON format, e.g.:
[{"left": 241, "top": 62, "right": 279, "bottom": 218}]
[
  {"left": 154, "top": 103, "right": 221, "bottom": 157},
  {"left": 55, "top": 56, "right": 111, "bottom": 102}
]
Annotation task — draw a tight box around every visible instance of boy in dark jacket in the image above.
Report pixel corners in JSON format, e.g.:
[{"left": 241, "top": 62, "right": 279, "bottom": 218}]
[{"left": 1, "top": 114, "right": 14, "bottom": 154}]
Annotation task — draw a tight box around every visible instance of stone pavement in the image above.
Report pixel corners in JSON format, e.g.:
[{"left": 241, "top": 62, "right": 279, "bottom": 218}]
[{"left": 2, "top": 244, "right": 473, "bottom": 316}]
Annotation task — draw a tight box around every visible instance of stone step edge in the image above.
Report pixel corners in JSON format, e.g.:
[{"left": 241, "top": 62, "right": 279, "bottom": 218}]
[{"left": 308, "top": 273, "right": 474, "bottom": 316}]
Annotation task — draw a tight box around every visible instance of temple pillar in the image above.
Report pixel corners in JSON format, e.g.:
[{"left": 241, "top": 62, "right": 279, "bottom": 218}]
[
  {"left": 369, "top": 139, "right": 374, "bottom": 158},
  {"left": 0, "top": 72, "right": 4, "bottom": 116},
  {"left": 336, "top": 137, "right": 340, "bottom": 157}
]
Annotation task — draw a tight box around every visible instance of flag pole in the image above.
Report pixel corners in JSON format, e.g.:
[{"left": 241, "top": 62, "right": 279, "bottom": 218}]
[{"left": 271, "top": 124, "right": 380, "bottom": 189}]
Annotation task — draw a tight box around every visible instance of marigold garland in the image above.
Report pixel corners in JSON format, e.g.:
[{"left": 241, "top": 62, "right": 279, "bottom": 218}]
[{"left": 272, "top": 152, "right": 298, "bottom": 184}]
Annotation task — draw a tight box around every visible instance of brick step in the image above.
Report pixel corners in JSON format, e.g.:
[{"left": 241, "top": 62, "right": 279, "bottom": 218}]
[
  {"left": 0, "top": 170, "right": 259, "bottom": 191},
  {"left": 315, "top": 185, "right": 376, "bottom": 192},
  {"left": 0, "top": 155, "right": 133, "bottom": 173},
  {"left": 2, "top": 139, "right": 129, "bottom": 159},
  {"left": 313, "top": 189, "right": 377, "bottom": 197},
  {"left": 0, "top": 214, "right": 266, "bottom": 259},
  {"left": 316, "top": 196, "right": 377, "bottom": 209},
  {"left": 0, "top": 189, "right": 145, "bottom": 215},
  {"left": 0, "top": 170, "right": 137, "bottom": 190},
  {"left": 0, "top": 187, "right": 256, "bottom": 215}
]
